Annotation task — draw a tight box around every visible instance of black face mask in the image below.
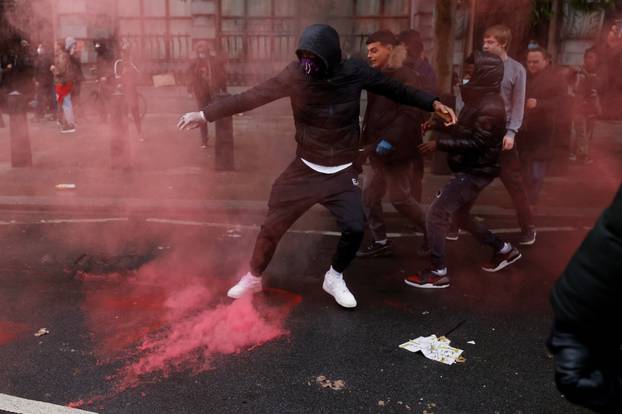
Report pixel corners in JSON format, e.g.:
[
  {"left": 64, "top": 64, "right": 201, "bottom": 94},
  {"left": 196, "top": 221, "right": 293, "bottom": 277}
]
[{"left": 299, "top": 56, "right": 324, "bottom": 78}]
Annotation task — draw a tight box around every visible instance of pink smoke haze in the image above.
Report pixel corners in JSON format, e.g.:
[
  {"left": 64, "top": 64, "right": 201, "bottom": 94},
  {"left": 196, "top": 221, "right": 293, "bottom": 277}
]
[
  {"left": 74, "top": 255, "right": 301, "bottom": 404},
  {"left": 0, "top": 321, "right": 30, "bottom": 346}
]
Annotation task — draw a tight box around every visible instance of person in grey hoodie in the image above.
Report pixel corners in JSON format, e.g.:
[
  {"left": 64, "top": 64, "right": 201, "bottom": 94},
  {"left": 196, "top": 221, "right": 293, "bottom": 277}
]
[{"left": 447, "top": 25, "right": 536, "bottom": 246}]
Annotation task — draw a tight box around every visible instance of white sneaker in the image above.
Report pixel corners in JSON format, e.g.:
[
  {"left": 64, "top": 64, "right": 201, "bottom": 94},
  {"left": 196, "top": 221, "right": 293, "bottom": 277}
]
[
  {"left": 227, "top": 272, "right": 262, "bottom": 298},
  {"left": 322, "top": 268, "right": 357, "bottom": 308}
]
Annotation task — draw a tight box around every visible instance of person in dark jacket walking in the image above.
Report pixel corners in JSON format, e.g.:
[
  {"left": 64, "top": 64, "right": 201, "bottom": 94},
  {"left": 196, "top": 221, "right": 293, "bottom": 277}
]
[
  {"left": 547, "top": 184, "right": 621, "bottom": 413},
  {"left": 404, "top": 51, "right": 522, "bottom": 289},
  {"left": 596, "top": 21, "right": 622, "bottom": 120},
  {"left": 33, "top": 43, "right": 56, "bottom": 121},
  {"left": 356, "top": 30, "right": 428, "bottom": 258},
  {"left": 518, "top": 47, "right": 566, "bottom": 205},
  {"left": 67, "top": 38, "right": 84, "bottom": 120},
  {"left": 397, "top": 29, "right": 438, "bottom": 95},
  {"left": 187, "top": 41, "right": 226, "bottom": 148},
  {"left": 569, "top": 47, "right": 605, "bottom": 164},
  {"left": 178, "top": 24, "right": 456, "bottom": 308},
  {"left": 1, "top": 38, "right": 35, "bottom": 98}
]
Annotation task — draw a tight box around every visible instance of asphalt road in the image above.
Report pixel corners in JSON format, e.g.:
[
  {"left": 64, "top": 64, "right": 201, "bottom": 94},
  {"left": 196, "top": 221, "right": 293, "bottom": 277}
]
[{"left": 0, "top": 211, "right": 594, "bottom": 414}]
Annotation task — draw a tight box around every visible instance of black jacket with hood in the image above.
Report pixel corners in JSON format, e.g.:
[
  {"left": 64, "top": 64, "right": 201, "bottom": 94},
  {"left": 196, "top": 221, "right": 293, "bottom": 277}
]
[
  {"left": 362, "top": 44, "right": 427, "bottom": 166},
  {"left": 201, "top": 24, "right": 437, "bottom": 167},
  {"left": 436, "top": 51, "right": 506, "bottom": 178}
]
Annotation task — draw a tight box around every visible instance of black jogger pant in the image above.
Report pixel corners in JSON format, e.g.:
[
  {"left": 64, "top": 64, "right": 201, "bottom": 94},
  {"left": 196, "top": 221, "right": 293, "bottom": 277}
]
[{"left": 250, "top": 158, "right": 365, "bottom": 276}]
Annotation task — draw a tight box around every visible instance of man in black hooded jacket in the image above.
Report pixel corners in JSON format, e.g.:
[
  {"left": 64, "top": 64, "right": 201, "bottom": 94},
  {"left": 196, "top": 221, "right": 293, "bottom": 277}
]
[
  {"left": 404, "top": 51, "right": 521, "bottom": 289},
  {"left": 547, "top": 184, "right": 621, "bottom": 413},
  {"left": 178, "top": 24, "right": 456, "bottom": 308}
]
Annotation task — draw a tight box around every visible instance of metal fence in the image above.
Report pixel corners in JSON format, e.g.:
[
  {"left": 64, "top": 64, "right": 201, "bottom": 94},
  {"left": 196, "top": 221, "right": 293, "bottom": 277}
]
[
  {"left": 219, "top": 33, "right": 369, "bottom": 85},
  {"left": 116, "top": 32, "right": 370, "bottom": 86},
  {"left": 119, "top": 34, "right": 192, "bottom": 80}
]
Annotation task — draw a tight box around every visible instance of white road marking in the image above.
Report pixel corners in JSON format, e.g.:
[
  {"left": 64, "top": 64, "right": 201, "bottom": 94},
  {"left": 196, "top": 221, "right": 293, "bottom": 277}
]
[
  {"left": 0, "top": 217, "right": 592, "bottom": 237},
  {"left": 38, "top": 218, "right": 128, "bottom": 224},
  {"left": 0, "top": 393, "right": 97, "bottom": 414},
  {"left": 145, "top": 218, "right": 589, "bottom": 237}
]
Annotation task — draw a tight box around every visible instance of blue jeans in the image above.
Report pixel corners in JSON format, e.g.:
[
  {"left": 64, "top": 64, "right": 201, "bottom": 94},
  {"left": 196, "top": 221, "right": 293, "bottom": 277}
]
[
  {"left": 427, "top": 173, "right": 504, "bottom": 269},
  {"left": 62, "top": 93, "right": 75, "bottom": 126}
]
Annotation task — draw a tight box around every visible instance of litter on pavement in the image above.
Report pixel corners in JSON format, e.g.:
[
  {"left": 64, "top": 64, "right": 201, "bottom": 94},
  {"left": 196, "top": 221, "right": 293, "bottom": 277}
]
[
  {"left": 399, "top": 335, "right": 465, "bottom": 365},
  {"left": 34, "top": 328, "right": 50, "bottom": 337},
  {"left": 315, "top": 375, "right": 346, "bottom": 390}
]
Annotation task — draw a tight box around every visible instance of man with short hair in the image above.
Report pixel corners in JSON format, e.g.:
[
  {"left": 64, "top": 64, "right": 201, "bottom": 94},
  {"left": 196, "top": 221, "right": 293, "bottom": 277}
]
[
  {"left": 356, "top": 30, "right": 428, "bottom": 258},
  {"left": 519, "top": 47, "right": 566, "bottom": 205},
  {"left": 177, "top": 24, "right": 456, "bottom": 309},
  {"left": 481, "top": 24, "right": 536, "bottom": 245}
]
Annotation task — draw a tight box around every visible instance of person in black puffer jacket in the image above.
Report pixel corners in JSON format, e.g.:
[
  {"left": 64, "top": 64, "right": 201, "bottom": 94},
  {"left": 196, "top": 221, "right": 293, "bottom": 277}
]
[
  {"left": 404, "top": 51, "right": 522, "bottom": 290},
  {"left": 547, "top": 184, "right": 622, "bottom": 413},
  {"left": 356, "top": 30, "right": 428, "bottom": 259},
  {"left": 177, "top": 24, "right": 456, "bottom": 309}
]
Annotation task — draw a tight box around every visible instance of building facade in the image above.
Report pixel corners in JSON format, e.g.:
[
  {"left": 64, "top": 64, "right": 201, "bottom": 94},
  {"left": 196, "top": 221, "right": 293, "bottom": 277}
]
[
  {"left": 49, "top": 0, "right": 432, "bottom": 84},
  {"left": 8, "top": 0, "right": 610, "bottom": 85}
]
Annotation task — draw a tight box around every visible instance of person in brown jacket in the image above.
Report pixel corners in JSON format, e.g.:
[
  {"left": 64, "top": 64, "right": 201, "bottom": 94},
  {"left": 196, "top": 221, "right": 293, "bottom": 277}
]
[{"left": 51, "top": 37, "right": 78, "bottom": 133}]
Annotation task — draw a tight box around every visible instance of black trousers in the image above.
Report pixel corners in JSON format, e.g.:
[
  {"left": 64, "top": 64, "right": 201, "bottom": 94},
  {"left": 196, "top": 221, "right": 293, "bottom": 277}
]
[
  {"left": 499, "top": 149, "right": 534, "bottom": 231},
  {"left": 250, "top": 158, "right": 365, "bottom": 275},
  {"left": 363, "top": 161, "right": 426, "bottom": 241},
  {"left": 450, "top": 149, "right": 534, "bottom": 233},
  {"left": 428, "top": 173, "right": 503, "bottom": 268}
]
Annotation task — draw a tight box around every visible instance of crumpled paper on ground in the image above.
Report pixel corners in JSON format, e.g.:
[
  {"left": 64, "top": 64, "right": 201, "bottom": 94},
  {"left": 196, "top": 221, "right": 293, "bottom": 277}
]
[{"left": 399, "top": 335, "right": 465, "bottom": 365}]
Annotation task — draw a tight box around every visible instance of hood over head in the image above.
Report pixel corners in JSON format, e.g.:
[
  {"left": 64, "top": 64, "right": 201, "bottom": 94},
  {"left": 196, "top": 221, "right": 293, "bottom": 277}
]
[
  {"left": 295, "top": 24, "right": 342, "bottom": 75},
  {"left": 461, "top": 50, "right": 504, "bottom": 101}
]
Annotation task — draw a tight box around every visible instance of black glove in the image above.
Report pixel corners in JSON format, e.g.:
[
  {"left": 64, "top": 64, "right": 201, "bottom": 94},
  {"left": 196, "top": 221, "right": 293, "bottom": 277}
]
[{"left": 547, "top": 321, "right": 622, "bottom": 413}]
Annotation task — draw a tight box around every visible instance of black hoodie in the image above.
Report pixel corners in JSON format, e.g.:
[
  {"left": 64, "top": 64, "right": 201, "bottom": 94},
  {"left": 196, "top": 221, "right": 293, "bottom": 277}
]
[
  {"left": 436, "top": 51, "right": 506, "bottom": 178},
  {"left": 202, "top": 24, "right": 437, "bottom": 166}
]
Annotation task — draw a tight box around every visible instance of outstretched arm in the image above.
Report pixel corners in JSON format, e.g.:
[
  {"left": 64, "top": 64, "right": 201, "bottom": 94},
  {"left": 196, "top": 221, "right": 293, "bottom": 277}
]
[
  {"left": 361, "top": 64, "right": 456, "bottom": 125},
  {"left": 418, "top": 107, "right": 505, "bottom": 156},
  {"left": 178, "top": 62, "right": 293, "bottom": 130}
]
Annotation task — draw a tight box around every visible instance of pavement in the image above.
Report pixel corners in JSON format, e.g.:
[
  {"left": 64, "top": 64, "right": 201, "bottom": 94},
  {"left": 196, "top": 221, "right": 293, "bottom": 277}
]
[
  {"left": 0, "top": 86, "right": 614, "bottom": 413},
  {"left": 0, "top": 85, "right": 621, "bottom": 223},
  {"left": 0, "top": 214, "right": 595, "bottom": 413}
]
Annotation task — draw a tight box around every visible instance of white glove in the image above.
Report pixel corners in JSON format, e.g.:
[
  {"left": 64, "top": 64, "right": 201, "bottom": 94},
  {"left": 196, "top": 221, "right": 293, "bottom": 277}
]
[{"left": 177, "top": 111, "right": 206, "bottom": 130}]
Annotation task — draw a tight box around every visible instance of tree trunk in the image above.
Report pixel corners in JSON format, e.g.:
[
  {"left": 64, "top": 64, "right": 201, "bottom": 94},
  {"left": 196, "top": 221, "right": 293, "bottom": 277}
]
[
  {"left": 433, "top": 0, "right": 456, "bottom": 96},
  {"left": 547, "top": 0, "right": 561, "bottom": 62}
]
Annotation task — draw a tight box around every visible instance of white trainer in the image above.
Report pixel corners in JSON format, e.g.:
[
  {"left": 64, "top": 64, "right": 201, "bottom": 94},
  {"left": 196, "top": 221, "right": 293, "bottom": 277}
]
[
  {"left": 227, "top": 272, "right": 263, "bottom": 298},
  {"left": 322, "top": 268, "right": 357, "bottom": 308}
]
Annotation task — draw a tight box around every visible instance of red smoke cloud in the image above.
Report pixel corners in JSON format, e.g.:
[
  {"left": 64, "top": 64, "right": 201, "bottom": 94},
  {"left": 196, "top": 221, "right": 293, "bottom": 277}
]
[
  {"left": 0, "top": 321, "right": 30, "bottom": 346},
  {"left": 72, "top": 255, "right": 301, "bottom": 406}
]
